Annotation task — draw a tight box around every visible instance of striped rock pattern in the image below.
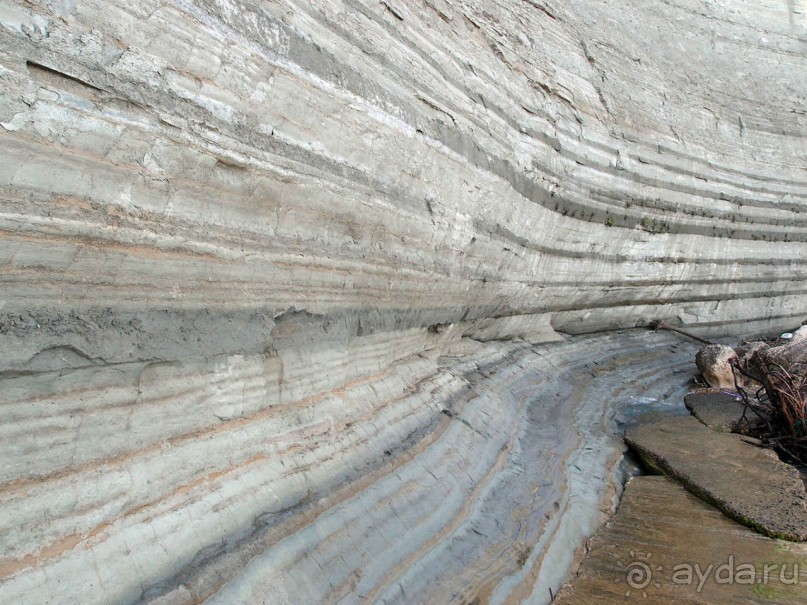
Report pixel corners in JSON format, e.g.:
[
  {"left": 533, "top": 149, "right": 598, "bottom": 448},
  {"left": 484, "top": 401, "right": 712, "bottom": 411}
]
[
  {"left": 2, "top": 329, "right": 695, "bottom": 604},
  {"left": 0, "top": 0, "right": 805, "bottom": 603}
]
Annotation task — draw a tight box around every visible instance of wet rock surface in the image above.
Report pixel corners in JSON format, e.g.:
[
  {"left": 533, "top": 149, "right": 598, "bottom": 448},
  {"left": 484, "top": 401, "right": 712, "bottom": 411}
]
[{"left": 626, "top": 415, "right": 807, "bottom": 541}]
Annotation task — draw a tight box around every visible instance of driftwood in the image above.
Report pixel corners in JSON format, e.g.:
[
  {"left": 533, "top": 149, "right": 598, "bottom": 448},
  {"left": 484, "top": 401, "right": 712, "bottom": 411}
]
[
  {"left": 722, "top": 329, "right": 807, "bottom": 464},
  {"left": 647, "top": 319, "right": 714, "bottom": 346}
]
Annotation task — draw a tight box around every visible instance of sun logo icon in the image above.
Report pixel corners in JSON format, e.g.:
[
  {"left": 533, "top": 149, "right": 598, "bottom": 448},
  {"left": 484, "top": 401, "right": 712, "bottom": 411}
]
[{"left": 615, "top": 550, "right": 663, "bottom": 599}]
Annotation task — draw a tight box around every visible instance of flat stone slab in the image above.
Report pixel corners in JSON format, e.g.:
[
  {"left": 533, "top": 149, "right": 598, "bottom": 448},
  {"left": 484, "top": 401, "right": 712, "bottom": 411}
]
[
  {"left": 556, "top": 476, "right": 807, "bottom": 604},
  {"left": 684, "top": 389, "right": 750, "bottom": 433},
  {"left": 626, "top": 415, "right": 807, "bottom": 541}
]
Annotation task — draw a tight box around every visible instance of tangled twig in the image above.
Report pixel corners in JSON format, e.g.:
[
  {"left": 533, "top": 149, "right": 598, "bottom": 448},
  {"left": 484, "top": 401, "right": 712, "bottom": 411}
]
[
  {"left": 730, "top": 354, "right": 807, "bottom": 463},
  {"left": 729, "top": 358, "right": 773, "bottom": 435}
]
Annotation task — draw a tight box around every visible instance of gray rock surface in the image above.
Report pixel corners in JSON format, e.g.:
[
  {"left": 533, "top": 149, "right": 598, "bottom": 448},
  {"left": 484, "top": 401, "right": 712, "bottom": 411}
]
[
  {"left": 684, "top": 389, "right": 752, "bottom": 432},
  {"left": 0, "top": 0, "right": 806, "bottom": 604},
  {"left": 0, "top": 330, "right": 694, "bottom": 605},
  {"left": 626, "top": 415, "right": 807, "bottom": 541}
]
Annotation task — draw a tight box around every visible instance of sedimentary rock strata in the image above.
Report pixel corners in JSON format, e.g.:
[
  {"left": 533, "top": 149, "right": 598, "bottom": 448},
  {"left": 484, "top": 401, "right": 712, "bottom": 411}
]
[
  {"left": 2, "top": 330, "right": 694, "bottom": 604},
  {"left": 1, "top": 0, "right": 806, "bottom": 603}
]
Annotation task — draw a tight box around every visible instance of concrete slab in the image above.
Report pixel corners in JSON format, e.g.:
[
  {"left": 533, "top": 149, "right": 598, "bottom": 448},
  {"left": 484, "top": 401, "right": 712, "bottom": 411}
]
[
  {"left": 626, "top": 415, "right": 807, "bottom": 541},
  {"left": 684, "top": 390, "right": 754, "bottom": 433},
  {"left": 556, "top": 476, "right": 807, "bottom": 604}
]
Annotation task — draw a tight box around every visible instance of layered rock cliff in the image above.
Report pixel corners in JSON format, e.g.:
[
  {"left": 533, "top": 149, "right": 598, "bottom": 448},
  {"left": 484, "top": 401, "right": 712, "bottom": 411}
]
[{"left": 1, "top": 0, "right": 805, "bottom": 603}]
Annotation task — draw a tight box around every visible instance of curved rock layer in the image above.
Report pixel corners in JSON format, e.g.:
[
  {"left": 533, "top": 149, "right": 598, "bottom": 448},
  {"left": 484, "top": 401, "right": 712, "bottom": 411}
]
[
  {"left": 2, "top": 329, "right": 694, "bottom": 604},
  {"left": 1, "top": 0, "right": 806, "bottom": 343},
  {"left": 0, "top": 0, "right": 805, "bottom": 604}
]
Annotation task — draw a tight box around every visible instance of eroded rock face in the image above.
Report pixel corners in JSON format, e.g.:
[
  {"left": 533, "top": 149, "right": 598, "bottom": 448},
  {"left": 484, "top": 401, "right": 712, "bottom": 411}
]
[{"left": 1, "top": 0, "right": 806, "bottom": 604}]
